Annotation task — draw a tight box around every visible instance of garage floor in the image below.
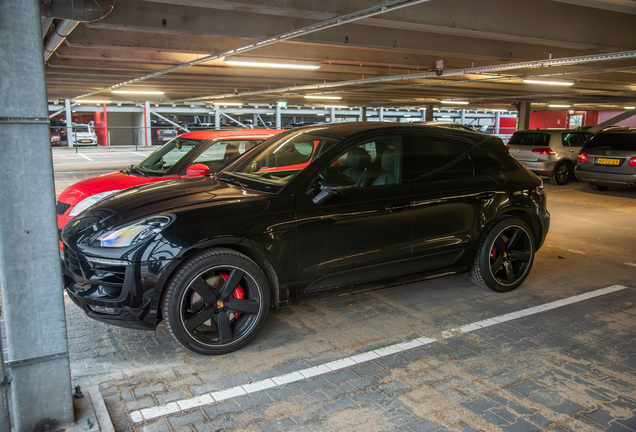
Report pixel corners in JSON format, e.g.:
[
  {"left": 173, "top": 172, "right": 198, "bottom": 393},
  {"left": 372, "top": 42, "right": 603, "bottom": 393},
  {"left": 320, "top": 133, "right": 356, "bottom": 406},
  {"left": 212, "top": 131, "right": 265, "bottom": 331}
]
[{"left": 64, "top": 181, "right": 636, "bottom": 432}]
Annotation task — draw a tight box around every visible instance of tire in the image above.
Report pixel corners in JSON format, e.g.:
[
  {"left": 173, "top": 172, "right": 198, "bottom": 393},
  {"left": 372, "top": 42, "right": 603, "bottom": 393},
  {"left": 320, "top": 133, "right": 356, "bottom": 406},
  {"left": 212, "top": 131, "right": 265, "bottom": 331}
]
[
  {"left": 162, "top": 248, "right": 270, "bottom": 355},
  {"left": 589, "top": 183, "right": 609, "bottom": 192},
  {"left": 549, "top": 162, "right": 571, "bottom": 185},
  {"left": 469, "top": 217, "right": 536, "bottom": 292}
]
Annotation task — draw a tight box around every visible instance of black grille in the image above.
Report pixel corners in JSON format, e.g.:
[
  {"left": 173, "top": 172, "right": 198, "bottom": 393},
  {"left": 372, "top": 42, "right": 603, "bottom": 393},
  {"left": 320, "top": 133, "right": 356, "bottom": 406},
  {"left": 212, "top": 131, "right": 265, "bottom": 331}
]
[
  {"left": 63, "top": 246, "right": 83, "bottom": 276},
  {"left": 56, "top": 201, "right": 71, "bottom": 215}
]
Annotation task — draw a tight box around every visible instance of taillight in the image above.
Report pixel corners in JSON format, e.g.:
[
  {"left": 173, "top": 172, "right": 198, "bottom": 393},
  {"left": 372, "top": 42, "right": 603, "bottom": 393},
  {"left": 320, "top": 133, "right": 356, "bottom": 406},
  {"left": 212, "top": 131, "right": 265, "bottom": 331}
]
[
  {"left": 628, "top": 157, "right": 636, "bottom": 166},
  {"left": 532, "top": 148, "right": 555, "bottom": 155},
  {"left": 506, "top": 146, "right": 510, "bottom": 151},
  {"left": 577, "top": 152, "right": 589, "bottom": 163}
]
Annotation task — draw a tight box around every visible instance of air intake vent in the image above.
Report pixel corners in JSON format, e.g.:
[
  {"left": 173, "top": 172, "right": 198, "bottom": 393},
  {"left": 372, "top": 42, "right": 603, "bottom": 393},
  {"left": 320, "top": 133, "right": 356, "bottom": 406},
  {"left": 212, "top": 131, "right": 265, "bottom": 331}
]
[{"left": 56, "top": 201, "right": 71, "bottom": 215}]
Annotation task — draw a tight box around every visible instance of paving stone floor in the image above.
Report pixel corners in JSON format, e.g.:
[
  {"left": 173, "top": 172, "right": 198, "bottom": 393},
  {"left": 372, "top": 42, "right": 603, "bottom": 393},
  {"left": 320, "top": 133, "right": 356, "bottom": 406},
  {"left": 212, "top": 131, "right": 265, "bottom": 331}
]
[{"left": 65, "top": 283, "right": 636, "bottom": 432}]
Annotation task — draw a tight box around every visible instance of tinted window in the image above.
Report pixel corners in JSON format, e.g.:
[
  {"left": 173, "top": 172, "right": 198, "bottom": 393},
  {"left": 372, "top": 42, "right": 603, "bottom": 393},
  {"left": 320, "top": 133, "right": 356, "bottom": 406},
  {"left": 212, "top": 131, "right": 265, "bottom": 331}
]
[
  {"left": 584, "top": 133, "right": 636, "bottom": 151},
  {"left": 193, "top": 140, "right": 261, "bottom": 165},
  {"left": 508, "top": 132, "right": 550, "bottom": 146},
  {"left": 407, "top": 135, "right": 474, "bottom": 182},
  {"left": 136, "top": 138, "right": 202, "bottom": 174},
  {"left": 466, "top": 143, "right": 501, "bottom": 173},
  {"left": 562, "top": 132, "right": 590, "bottom": 147}
]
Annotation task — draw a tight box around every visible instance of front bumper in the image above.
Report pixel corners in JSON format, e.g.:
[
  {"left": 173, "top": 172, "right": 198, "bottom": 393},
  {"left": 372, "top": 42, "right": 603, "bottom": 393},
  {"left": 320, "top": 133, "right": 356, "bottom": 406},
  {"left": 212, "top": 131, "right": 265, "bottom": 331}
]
[
  {"left": 62, "top": 245, "right": 173, "bottom": 330},
  {"left": 574, "top": 168, "right": 636, "bottom": 187}
]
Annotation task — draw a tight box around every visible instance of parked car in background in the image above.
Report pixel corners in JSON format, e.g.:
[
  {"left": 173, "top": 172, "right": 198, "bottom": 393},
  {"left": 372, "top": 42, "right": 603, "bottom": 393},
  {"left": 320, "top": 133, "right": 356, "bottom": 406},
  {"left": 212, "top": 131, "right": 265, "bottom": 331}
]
[
  {"left": 56, "top": 129, "right": 282, "bottom": 233},
  {"left": 575, "top": 129, "right": 636, "bottom": 191},
  {"left": 152, "top": 123, "right": 179, "bottom": 145},
  {"left": 506, "top": 129, "right": 593, "bottom": 185},
  {"left": 70, "top": 124, "right": 99, "bottom": 146},
  {"left": 50, "top": 131, "right": 61, "bottom": 146},
  {"left": 61, "top": 122, "right": 549, "bottom": 355}
]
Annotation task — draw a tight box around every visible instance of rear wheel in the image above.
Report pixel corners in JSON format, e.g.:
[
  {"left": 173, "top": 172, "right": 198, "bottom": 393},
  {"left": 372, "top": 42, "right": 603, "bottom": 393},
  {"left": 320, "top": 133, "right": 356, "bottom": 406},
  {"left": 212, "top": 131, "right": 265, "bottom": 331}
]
[
  {"left": 589, "top": 183, "right": 609, "bottom": 191},
  {"left": 549, "top": 162, "right": 571, "bottom": 185},
  {"left": 162, "top": 248, "right": 270, "bottom": 355},
  {"left": 469, "top": 218, "right": 535, "bottom": 292}
]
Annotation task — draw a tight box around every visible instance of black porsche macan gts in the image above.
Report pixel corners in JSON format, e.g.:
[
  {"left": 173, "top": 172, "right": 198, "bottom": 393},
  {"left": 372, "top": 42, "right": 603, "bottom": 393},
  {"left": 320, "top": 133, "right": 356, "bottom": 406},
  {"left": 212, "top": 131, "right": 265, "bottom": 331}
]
[{"left": 62, "top": 123, "right": 550, "bottom": 355}]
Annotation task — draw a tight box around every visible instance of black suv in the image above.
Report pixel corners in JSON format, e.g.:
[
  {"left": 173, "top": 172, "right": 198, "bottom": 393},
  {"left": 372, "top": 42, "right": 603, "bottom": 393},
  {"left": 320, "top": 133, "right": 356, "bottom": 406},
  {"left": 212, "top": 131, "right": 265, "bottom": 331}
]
[
  {"left": 61, "top": 123, "right": 550, "bottom": 355},
  {"left": 575, "top": 130, "right": 636, "bottom": 191}
]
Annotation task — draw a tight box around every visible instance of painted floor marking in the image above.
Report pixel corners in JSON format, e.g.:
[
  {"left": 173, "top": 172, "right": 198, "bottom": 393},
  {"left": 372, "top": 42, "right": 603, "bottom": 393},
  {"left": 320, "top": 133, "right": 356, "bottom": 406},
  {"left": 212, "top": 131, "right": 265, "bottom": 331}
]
[
  {"left": 547, "top": 245, "right": 586, "bottom": 255},
  {"left": 129, "top": 152, "right": 146, "bottom": 157},
  {"left": 129, "top": 284, "right": 627, "bottom": 423},
  {"left": 625, "top": 263, "right": 636, "bottom": 268},
  {"left": 78, "top": 153, "right": 94, "bottom": 161}
]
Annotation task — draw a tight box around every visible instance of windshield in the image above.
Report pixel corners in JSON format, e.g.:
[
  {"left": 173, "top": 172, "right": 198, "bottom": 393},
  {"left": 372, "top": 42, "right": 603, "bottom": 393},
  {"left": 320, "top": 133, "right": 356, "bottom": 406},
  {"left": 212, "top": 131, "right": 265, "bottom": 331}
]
[
  {"left": 584, "top": 133, "right": 636, "bottom": 151},
  {"left": 219, "top": 129, "right": 341, "bottom": 193},
  {"left": 508, "top": 132, "right": 550, "bottom": 146},
  {"left": 75, "top": 126, "right": 91, "bottom": 133},
  {"left": 136, "top": 138, "right": 203, "bottom": 175}
]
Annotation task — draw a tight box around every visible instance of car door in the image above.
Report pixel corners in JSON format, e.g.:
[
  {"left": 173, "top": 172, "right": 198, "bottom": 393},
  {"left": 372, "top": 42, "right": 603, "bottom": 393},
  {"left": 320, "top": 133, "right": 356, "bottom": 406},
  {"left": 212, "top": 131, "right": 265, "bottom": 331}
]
[
  {"left": 562, "top": 132, "right": 592, "bottom": 162},
  {"left": 294, "top": 135, "right": 413, "bottom": 294},
  {"left": 404, "top": 132, "right": 501, "bottom": 275}
]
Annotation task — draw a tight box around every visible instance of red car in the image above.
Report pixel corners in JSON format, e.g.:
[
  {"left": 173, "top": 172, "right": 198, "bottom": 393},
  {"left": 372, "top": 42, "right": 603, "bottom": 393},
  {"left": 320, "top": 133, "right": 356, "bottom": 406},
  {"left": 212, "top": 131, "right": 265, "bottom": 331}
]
[
  {"left": 51, "top": 131, "right": 61, "bottom": 146},
  {"left": 56, "top": 129, "right": 282, "bottom": 232}
]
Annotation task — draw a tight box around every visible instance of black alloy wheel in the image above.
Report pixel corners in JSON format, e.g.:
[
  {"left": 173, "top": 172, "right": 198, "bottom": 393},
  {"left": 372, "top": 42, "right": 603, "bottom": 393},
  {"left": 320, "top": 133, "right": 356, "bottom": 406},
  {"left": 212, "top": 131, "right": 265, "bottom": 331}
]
[
  {"left": 162, "top": 248, "right": 270, "bottom": 355},
  {"left": 550, "top": 162, "right": 571, "bottom": 185},
  {"left": 469, "top": 217, "right": 536, "bottom": 292},
  {"left": 589, "top": 183, "right": 609, "bottom": 192}
]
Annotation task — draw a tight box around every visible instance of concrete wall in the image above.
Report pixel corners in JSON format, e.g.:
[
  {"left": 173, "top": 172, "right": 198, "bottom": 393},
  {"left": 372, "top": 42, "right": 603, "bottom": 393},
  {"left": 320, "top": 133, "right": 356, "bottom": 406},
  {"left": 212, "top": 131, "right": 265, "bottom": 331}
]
[{"left": 107, "top": 112, "right": 136, "bottom": 146}]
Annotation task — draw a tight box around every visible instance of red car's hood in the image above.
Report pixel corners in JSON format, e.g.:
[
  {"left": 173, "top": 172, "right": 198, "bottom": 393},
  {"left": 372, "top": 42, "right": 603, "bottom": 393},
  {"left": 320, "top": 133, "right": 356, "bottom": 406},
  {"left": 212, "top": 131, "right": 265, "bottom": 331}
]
[{"left": 57, "top": 171, "right": 180, "bottom": 206}]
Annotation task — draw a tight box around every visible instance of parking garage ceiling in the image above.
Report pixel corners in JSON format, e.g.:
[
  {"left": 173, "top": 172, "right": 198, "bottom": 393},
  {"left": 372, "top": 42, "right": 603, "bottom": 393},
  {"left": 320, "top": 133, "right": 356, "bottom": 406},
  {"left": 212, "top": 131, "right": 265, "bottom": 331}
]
[{"left": 43, "top": 0, "right": 636, "bottom": 110}]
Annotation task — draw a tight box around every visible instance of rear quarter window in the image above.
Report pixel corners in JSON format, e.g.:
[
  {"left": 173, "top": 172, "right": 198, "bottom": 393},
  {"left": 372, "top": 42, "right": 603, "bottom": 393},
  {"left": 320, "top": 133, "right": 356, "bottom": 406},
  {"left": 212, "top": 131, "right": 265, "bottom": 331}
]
[{"left": 584, "top": 133, "right": 636, "bottom": 151}]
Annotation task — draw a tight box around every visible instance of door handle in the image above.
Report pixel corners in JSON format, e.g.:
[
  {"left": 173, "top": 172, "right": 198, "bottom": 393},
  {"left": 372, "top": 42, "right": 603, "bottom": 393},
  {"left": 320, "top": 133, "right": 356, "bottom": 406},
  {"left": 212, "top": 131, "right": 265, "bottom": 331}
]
[
  {"left": 385, "top": 203, "right": 412, "bottom": 212},
  {"left": 476, "top": 192, "right": 496, "bottom": 201}
]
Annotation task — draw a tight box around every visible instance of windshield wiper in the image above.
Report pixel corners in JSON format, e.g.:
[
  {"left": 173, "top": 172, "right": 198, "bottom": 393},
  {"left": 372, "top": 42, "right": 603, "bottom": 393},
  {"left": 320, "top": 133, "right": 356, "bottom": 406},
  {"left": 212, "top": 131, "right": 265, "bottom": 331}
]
[
  {"left": 127, "top": 166, "right": 148, "bottom": 177},
  {"left": 217, "top": 176, "right": 248, "bottom": 189}
]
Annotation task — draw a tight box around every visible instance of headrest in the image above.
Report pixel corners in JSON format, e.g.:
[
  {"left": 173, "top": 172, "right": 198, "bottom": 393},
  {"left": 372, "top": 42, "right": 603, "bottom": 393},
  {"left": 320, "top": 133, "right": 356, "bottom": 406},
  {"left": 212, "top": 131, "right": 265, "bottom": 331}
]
[
  {"left": 380, "top": 149, "right": 398, "bottom": 173},
  {"left": 346, "top": 147, "right": 371, "bottom": 169}
]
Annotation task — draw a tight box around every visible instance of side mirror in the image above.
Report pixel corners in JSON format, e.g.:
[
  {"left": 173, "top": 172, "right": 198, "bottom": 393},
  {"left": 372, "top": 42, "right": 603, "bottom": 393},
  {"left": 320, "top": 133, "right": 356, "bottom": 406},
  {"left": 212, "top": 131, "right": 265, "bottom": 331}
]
[
  {"left": 186, "top": 163, "right": 210, "bottom": 177},
  {"left": 312, "top": 174, "right": 356, "bottom": 204}
]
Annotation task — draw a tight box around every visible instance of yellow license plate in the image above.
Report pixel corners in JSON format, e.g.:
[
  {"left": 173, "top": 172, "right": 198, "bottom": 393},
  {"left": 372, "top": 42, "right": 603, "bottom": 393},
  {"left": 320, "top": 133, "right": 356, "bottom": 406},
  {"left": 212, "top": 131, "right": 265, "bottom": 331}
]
[
  {"left": 81, "top": 139, "right": 91, "bottom": 143},
  {"left": 521, "top": 163, "right": 527, "bottom": 167},
  {"left": 596, "top": 158, "right": 620, "bottom": 165}
]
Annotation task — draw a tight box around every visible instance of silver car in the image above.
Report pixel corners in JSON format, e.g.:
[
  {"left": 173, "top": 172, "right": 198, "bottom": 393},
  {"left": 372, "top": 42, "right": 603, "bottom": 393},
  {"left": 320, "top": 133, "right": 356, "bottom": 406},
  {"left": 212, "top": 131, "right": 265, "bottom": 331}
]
[
  {"left": 574, "top": 130, "right": 636, "bottom": 191},
  {"left": 507, "top": 129, "right": 592, "bottom": 185}
]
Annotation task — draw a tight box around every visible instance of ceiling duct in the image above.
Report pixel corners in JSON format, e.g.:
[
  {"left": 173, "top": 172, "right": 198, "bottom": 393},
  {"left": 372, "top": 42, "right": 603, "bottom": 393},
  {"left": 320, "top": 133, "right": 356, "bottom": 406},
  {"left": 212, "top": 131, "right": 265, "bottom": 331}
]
[{"left": 41, "top": 0, "right": 114, "bottom": 61}]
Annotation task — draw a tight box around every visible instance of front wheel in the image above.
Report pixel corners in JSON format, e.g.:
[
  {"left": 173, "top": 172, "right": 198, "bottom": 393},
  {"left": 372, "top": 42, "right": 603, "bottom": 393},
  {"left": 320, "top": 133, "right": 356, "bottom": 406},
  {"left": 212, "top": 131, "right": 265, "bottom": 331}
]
[
  {"left": 469, "top": 218, "right": 536, "bottom": 292},
  {"left": 162, "top": 248, "right": 270, "bottom": 355}
]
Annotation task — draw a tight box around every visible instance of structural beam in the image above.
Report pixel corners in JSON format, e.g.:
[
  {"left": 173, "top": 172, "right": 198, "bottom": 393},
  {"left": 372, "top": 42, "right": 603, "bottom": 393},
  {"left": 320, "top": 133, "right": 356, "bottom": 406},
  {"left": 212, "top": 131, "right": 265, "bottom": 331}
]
[{"left": 0, "top": 1, "right": 74, "bottom": 431}]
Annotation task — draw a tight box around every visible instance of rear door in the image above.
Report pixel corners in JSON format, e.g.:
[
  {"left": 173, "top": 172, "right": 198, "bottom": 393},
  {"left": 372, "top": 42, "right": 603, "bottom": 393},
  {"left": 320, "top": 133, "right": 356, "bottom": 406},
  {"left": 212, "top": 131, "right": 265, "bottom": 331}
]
[
  {"left": 405, "top": 132, "right": 501, "bottom": 275},
  {"left": 508, "top": 132, "right": 551, "bottom": 163},
  {"left": 561, "top": 132, "right": 592, "bottom": 161}
]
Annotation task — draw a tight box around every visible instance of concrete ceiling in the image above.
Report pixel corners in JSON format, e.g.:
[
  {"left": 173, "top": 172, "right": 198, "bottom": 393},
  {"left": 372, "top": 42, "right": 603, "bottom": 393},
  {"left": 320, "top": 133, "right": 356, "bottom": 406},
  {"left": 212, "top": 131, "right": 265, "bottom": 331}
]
[{"left": 44, "top": 0, "right": 636, "bottom": 110}]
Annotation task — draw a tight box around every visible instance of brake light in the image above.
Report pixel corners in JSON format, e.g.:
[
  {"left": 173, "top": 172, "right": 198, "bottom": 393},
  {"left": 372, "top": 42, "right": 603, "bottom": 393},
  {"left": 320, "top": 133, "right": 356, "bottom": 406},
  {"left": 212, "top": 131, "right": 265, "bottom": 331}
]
[
  {"left": 577, "top": 152, "right": 589, "bottom": 163},
  {"left": 629, "top": 157, "right": 636, "bottom": 166},
  {"left": 506, "top": 146, "right": 510, "bottom": 151},
  {"left": 532, "top": 148, "right": 555, "bottom": 155}
]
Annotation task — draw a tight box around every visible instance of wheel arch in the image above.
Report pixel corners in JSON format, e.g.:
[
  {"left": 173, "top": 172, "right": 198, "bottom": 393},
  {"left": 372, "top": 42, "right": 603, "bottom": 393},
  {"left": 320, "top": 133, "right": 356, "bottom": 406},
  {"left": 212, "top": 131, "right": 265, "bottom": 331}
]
[
  {"left": 495, "top": 207, "right": 544, "bottom": 249},
  {"left": 155, "top": 241, "right": 282, "bottom": 326}
]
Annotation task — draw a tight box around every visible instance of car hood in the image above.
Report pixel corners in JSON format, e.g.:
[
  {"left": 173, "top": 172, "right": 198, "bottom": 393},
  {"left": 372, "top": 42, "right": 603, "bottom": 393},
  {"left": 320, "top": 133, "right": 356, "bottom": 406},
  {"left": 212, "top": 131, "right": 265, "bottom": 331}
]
[{"left": 57, "top": 171, "right": 179, "bottom": 206}]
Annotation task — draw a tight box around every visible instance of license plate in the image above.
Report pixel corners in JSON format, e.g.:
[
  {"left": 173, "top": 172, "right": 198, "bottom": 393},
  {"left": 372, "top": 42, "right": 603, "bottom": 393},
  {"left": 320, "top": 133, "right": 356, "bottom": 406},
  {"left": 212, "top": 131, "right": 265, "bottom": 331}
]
[
  {"left": 596, "top": 158, "right": 620, "bottom": 165},
  {"left": 521, "top": 163, "right": 527, "bottom": 167},
  {"left": 81, "top": 139, "right": 91, "bottom": 143}
]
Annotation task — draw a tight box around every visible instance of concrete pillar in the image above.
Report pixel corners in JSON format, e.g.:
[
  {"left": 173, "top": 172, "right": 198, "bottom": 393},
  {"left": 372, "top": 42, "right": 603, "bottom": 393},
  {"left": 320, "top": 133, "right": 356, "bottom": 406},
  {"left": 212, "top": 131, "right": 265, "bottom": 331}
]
[
  {"left": 495, "top": 111, "right": 501, "bottom": 135},
  {"left": 460, "top": 109, "right": 466, "bottom": 125},
  {"left": 379, "top": 107, "right": 384, "bottom": 122},
  {"left": 330, "top": 107, "right": 336, "bottom": 123},
  {"left": 144, "top": 101, "right": 152, "bottom": 146},
  {"left": 425, "top": 104, "right": 435, "bottom": 121},
  {"left": 0, "top": 1, "right": 74, "bottom": 431},
  {"left": 516, "top": 102, "right": 531, "bottom": 131},
  {"left": 275, "top": 105, "right": 281, "bottom": 129},
  {"left": 65, "top": 99, "right": 73, "bottom": 147},
  {"left": 215, "top": 105, "right": 221, "bottom": 130}
]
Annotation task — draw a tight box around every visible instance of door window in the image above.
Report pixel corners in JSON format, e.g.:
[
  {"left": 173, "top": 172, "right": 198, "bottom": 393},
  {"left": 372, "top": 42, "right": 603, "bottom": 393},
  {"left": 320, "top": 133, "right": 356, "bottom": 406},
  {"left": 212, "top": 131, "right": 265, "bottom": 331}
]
[
  {"left": 193, "top": 140, "right": 261, "bottom": 165},
  {"left": 406, "top": 135, "right": 474, "bottom": 183},
  {"left": 562, "top": 132, "right": 589, "bottom": 147}
]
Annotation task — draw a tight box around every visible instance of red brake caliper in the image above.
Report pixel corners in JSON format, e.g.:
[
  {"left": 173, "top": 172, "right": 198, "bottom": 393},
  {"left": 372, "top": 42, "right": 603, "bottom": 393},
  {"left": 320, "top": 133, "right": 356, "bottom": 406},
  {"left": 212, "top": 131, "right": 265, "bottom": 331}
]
[
  {"left": 220, "top": 273, "right": 244, "bottom": 318},
  {"left": 490, "top": 245, "right": 497, "bottom": 259}
]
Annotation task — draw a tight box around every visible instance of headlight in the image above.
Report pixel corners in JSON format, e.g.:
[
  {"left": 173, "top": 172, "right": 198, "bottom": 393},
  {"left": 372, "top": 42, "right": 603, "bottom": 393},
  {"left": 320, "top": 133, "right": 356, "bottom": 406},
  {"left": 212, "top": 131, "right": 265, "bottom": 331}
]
[
  {"left": 69, "top": 190, "right": 121, "bottom": 217},
  {"left": 96, "top": 215, "right": 173, "bottom": 248}
]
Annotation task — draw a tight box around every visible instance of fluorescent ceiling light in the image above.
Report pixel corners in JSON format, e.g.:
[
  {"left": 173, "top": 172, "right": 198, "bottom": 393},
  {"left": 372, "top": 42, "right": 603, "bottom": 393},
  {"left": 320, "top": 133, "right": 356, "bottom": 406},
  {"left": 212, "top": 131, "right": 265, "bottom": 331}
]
[
  {"left": 441, "top": 115, "right": 452, "bottom": 118},
  {"left": 224, "top": 57, "right": 320, "bottom": 70},
  {"left": 548, "top": 104, "right": 571, "bottom": 108},
  {"left": 624, "top": 106, "right": 635, "bottom": 110},
  {"left": 490, "top": 109, "right": 509, "bottom": 112},
  {"left": 304, "top": 95, "right": 342, "bottom": 100},
  {"left": 111, "top": 90, "right": 165, "bottom": 95},
  {"left": 440, "top": 100, "right": 469, "bottom": 105},
  {"left": 523, "top": 79, "right": 574, "bottom": 86},
  {"left": 216, "top": 102, "right": 243, "bottom": 106},
  {"left": 76, "top": 100, "right": 112, "bottom": 104},
  {"left": 317, "top": 113, "right": 325, "bottom": 116}
]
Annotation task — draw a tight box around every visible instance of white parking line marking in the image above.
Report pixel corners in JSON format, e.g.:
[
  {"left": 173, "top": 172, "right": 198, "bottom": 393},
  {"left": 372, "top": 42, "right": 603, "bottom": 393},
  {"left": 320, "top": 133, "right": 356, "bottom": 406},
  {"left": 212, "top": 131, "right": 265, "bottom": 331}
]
[
  {"left": 128, "top": 284, "right": 628, "bottom": 423},
  {"left": 547, "top": 245, "right": 586, "bottom": 255},
  {"left": 130, "top": 152, "right": 146, "bottom": 157},
  {"left": 78, "top": 154, "right": 93, "bottom": 161},
  {"left": 625, "top": 263, "right": 636, "bottom": 268}
]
